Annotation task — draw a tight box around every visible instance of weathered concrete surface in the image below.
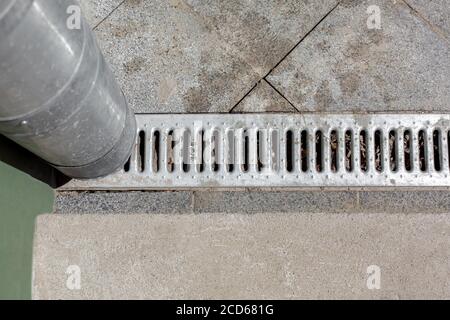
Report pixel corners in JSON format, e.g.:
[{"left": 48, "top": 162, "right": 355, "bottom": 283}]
[
  {"left": 233, "top": 80, "right": 297, "bottom": 113},
  {"left": 93, "top": 0, "right": 260, "bottom": 113},
  {"left": 80, "top": 0, "right": 123, "bottom": 27},
  {"left": 405, "top": 0, "right": 450, "bottom": 41},
  {"left": 54, "top": 191, "right": 193, "bottom": 214},
  {"left": 185, "top": 0, "right": 338, "bottom": 76},
  {"left": 33, "top": 213, "right": 450, "bottom": 299},
  {"left": 267, "top": 0, "right": 450, "bottom": 112}
]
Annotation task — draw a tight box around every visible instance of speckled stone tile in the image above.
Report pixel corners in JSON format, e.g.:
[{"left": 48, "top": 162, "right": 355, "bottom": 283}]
[
  {"left": 79, "top": 0, "right": 123, "bottom": 27},
  {"left": 54, "top": 191, "right": 194, "bottom": 214},
  {"left": 185, "top": 0, "right": 338, "bottom": 76},
  {"left": 194, "top": 191, "right": 358, "bottom": 214},
  {"left": 93, "top": 0, "right": 260, "bottom": 113},
  {"left": 405, "top": 0, "right": 450, "bottom": 41},
  {"left": 267, "top": 0, "right": 450, "bottom": 112},
  {"left": 232, "top": 80, "right": 297, "bottom": 113},
  {"left": 359, "top": 191, "right": 450, "bottom": 214}
]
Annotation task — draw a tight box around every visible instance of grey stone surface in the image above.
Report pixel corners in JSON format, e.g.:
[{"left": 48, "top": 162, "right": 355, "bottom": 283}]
[
  {"left": 405, "top": 0, "right": 450, "bottom": 41},
  {"left": 267, "top": 0, "right": 450, "bottom": 112},
  {"left": 93, "top": 0, "right": 260, "bottom": 113},
  {"left": 194, "top": 190, "right": 450, "bottom": 214},
  {"left": 79, "top": 0, "right": 123, "bottom": 27},
  {"left": 185, "top": 0, "right": 338, "bottom": 76},
  {"left": 194, "top": 191, "right": 358, "bottom": 214},
  {"left": 33, "top": 213, "right": 450, "bottom": 299},
  {"left": 359, "top": 191, "right": 450, "bottom": 214},
  {"left": 232, "top": 80, "right": 297, "bottom": 113},
  {"left": 54, "top": 191, "right": 193, "bottom": 214}
]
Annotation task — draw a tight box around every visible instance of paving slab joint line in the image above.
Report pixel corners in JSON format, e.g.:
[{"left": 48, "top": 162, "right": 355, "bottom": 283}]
[
  {"left": 400, "top": 0, "right": 449, "bottom": 45},
  {"left": 263, "top": 78, "right": 299, "bottom": 112},
  {"left": 228, "top": 0, "right": 340, "bottom": 115},
  {"left": 92, "top": 0, "right": 127, "bottom": 30},
  {"left": 262, "top": 2, "right": 340, "bottom": 79},
  {"left": 229, "top": 82, "right": 258, "bottom": 113}
]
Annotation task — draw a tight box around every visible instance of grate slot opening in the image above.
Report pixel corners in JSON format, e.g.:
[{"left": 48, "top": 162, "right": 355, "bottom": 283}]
[
  {"left": 404, "top": 130, "right": 412, "bottom": 172},
  {"left": 330, "top": 130, "right": 338, "bottom": 172},
  {"left": 301, "top": 130, "right": 308, "bottom": 172},
  {"left": 183, "top": 130, "right": 191, "bottom": 173},
  {"left": 418, "top": 130, "right": 427, "bottom": 171},
  {"left": 345, "top": 130, "right": 353, "bottom": 172},
  {"left": 153, "top": 130, "right": 160, "bottom": 172},
  {"left": 137, "top": 131, "right": 146, "bottom": 172},
  {"left": 448, "top": 131, "right": 450, "bottom": 170},
  {"left": 433, "top": 130, "right": 442, "bottom": 171},
  {"left": 315, "top": 131, "right": 323, "bottom": 172},
  {"left": 359, "top": 130, "right": 368, "bottom": 172},
  {"left": 242, "top": 130, "right": 249, "bottom": 172},
  {"left": 286, "top": 130, "right": 294, "bottom": 172},
  {"left": 226, "top": 130, "right": 234, "bottom": 173},
  {"left": 212, "top": 130, "right": 220, "bottom": 172},
  {"left": 374, "top": 130, "right": 382, "bottom": 172},
  {"left": 389, "top": 130, "right": 397, "bottom": 172},
  {"left": 167, "top": 130, "right": 174, "bottom": 173},
  {"left": 257, "top": 130, "right": 263, "bottom": 172},
  {"left": 124, "top": 157, "right": 131, "bottom": 172},
  {"left": 198, "top": 130, "right": 205, "bottom": 173},
  {"left": 271, "top": 130, "right": 279, "bottom": 171}
]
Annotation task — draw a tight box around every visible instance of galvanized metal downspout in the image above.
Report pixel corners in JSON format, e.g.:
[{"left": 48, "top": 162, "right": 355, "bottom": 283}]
[{"left": 0, "top": 0, "right": 136, "bottom": 179}]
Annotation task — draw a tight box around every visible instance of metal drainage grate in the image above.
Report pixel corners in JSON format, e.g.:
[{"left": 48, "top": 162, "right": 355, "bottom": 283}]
[{"left": 62, "top": 114, "right": 450, "bottom": 190}]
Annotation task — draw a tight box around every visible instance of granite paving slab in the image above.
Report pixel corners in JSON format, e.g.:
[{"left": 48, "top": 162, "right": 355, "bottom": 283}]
[{"left": 267, "top": 0, "right": 450, "bottom": 112}]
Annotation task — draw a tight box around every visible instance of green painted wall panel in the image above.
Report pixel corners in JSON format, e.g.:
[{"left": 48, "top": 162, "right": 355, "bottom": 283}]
[{"left": 0, "top": 161, "right": 54, "bottom": 300}]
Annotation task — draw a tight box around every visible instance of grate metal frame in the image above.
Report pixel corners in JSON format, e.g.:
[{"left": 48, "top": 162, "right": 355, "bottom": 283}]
[{"left": 61, "top": 113, "right": 450, "bottom": 190}]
